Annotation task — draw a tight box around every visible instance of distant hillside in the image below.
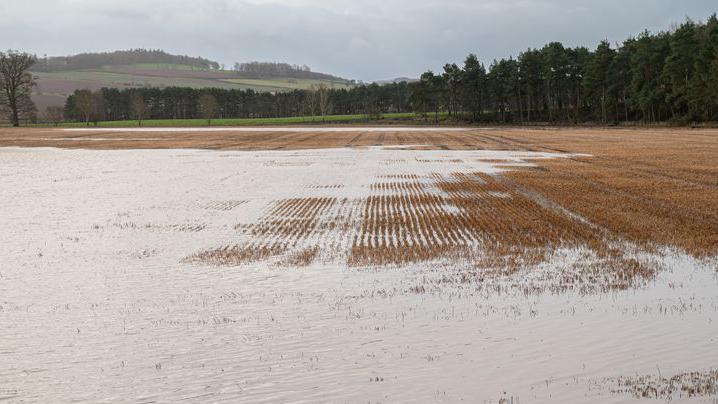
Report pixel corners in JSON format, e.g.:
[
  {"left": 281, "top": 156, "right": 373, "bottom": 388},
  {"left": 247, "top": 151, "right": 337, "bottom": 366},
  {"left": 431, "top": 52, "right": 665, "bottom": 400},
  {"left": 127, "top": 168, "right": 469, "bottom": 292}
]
[
  {"left": 31, "top": 49, "right": 354, "bottom": 109},
  {"left": 34, "top": 49, "right": 220, "bottom": 72}
]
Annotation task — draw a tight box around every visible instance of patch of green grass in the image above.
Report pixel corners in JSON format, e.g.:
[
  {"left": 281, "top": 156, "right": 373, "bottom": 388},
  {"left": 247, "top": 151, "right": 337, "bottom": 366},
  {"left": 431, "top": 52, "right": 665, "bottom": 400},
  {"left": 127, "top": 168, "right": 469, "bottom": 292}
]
[
  {"left": 36, "top": 113, "right": 425, "bottom": 128},
  {"left": 220, "top": 77, "right": 352, "bottom": 90},
  {"left": 104, "top": 63, "right": 208, "bottom": 71}
]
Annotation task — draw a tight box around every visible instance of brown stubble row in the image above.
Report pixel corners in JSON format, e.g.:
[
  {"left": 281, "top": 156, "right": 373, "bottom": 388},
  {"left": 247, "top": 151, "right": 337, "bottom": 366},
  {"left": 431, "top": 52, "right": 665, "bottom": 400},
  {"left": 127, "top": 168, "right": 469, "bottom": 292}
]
[
  {"left": 347, "top": 171, "right": 654, "bottom": 290},
  {"left": 281, "top": 246, "right": 320, "bottom": 267},
  {"left": 606, "top": 369, "right": 718, "bottom": 400},
  {"left": 189, "top": 197, "right": 353, "bottom": 266},
  {"left": 493, "top": 130, "right": 718, "bottom": 258},
  {"left": 0, "top": 127, "right": 521, "bottom": 150},
  {"left": 507, "top": 157, "right": 718, "bottom": 257},
  {"left": 272, "top": 196, "right": 362, "bottom": 248},
  {"left": 242, "top": 197, "right": 340, "bottom": 243},
  {"left": 184, "top": 243, "right": 288, "bottom": 266},
  {"left": 12, "top": 126, "right": 715, "bottom": 281},
  {"left": 466, "top": 128, "right": 716, "bottom": 261},
  {"left": 202, "top": 200, "right": 247, "bottom": 211},
  {"left": 369, "top": 181, "right": 426, "bottom": 193},
  {"left": 2, "top": 126, "right": 717, "bottom": 155},
  {"left": 178, "top": 127, "right": 716, "bottom": 290}
]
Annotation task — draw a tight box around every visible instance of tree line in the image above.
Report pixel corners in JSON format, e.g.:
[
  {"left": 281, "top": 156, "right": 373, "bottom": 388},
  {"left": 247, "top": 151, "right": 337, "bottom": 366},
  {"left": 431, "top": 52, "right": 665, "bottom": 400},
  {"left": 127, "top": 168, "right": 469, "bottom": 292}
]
[
  {"left": 62, "top": 82, "right": 411, "bottom": 124},
  {"left": 61, "top": 16, "right": 718, "bottom": 125},
  {"left": 408, "top": 15, "right": 718, "bottom": 124},
  {"left": 234, "top": 61, "right": 312, "bottom": 75},
  {"left": 232, "top": 61, "right": 349, "bottom": 82},
  {"left": 3, "top": 16, "right": 718, "bottom": 126}
]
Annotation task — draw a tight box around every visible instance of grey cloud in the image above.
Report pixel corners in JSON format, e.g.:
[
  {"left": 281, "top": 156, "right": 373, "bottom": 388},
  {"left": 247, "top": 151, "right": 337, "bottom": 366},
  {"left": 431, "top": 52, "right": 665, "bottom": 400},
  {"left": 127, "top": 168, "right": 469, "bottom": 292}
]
[{"left": 1, "top": 0, "right": 715, "bottom": 80}]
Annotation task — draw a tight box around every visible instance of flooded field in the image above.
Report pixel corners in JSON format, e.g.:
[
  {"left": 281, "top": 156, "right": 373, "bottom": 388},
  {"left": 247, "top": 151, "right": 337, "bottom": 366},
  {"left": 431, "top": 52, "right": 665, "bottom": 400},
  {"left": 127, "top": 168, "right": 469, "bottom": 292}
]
[{"left": 1, "top": 129, "right": 717, "bottom": 403}]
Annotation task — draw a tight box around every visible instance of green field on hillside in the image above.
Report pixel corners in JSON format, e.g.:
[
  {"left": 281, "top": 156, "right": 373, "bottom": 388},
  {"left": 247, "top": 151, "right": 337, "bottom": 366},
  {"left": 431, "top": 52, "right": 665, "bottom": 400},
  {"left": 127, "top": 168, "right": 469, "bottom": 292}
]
[
  {"left": 35, "top": 69, "right": 352, "bottom": 91},
  {"left": 31, "top": 63, "right": 355, "bottom": 108},
  {"left": 33, "top": 70, "right": 281, "bottom": 91},
  {"left": 106, "top": 63, "right": 206, "bottom": 71},
  {"left": 220, "top": 77, "right": 353, "bottom": 90}
]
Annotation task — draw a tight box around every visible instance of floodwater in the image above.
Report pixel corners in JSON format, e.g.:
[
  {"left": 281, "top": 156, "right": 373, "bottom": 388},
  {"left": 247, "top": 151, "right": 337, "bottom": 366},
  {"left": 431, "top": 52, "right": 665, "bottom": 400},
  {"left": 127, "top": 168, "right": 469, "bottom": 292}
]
[{"left": 1, "top": 147, "right": 716, "bottom": 403}]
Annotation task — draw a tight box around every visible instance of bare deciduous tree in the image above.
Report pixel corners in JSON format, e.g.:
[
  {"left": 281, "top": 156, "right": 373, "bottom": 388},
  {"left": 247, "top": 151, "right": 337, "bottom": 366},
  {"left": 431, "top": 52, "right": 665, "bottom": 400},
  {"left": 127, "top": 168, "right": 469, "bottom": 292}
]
[
  {"left": 198, "top": 94, "right": 218, "bottom": 126},
  {"left": 72, "top": 89, "right": 105, "bottom": 125},
  {"left": 74, "top": 90, "right": 95, "bottom": 125},
  {"left": 304, "top": 86, "right": 318, "bottom": 118},
  {"left": 92, "top": 91, "right": 107, "bottom": 124},
  {"left": 43, "top": 106, "right": 64, "bottom": 126},
  {"left": 129, "top": 94, "right": 147, "bottom": 126},
  {"left": 0, "top": 50, "right": 37, "bottom": 126},
  {"left": 317, "top": 84, "right": 331, "bottom": 120}
]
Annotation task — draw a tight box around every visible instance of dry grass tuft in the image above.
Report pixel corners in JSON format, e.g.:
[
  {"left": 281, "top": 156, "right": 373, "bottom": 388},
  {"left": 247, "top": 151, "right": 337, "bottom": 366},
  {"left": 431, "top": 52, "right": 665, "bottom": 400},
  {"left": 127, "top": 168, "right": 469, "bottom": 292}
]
[
  {"left": 202, "top": 200, "right": 247, "bottom": 211},
  {"left": 185, "top": 244, "right": 287, "bottom": 266},
  {"left": 606, "top": 369, "right": 718, "bottom": 400},
  {"left": 282, "top": 247, "right": 320, "bottom": 267}
]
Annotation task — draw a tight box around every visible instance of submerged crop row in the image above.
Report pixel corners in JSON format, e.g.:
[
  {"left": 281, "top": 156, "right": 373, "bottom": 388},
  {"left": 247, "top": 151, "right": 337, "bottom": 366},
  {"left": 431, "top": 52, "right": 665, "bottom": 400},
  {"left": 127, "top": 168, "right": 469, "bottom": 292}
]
[{"left": 185, "top": 152, "right": 666, "bottom": 292}]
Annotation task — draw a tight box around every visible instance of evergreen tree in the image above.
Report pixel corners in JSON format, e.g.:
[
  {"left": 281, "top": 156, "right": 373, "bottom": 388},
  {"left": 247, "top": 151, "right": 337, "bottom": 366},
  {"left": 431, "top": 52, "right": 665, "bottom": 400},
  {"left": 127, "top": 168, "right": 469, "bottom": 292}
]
[
  {"left": 585, "top": 41, "right": 615, "bottom": 123},
  {"left": 460, "top": 54, "right": 486, "bottom": 121},
  {"left": 663, "top": 21, "right": 699, "bottom": 119}
]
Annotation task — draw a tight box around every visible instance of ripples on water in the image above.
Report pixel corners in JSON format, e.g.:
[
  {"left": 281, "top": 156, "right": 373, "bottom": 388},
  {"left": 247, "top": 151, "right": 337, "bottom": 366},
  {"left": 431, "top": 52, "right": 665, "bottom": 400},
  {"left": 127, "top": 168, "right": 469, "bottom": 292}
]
[{"left": 0, "top": 147, "right": 716, "bottom": 403}]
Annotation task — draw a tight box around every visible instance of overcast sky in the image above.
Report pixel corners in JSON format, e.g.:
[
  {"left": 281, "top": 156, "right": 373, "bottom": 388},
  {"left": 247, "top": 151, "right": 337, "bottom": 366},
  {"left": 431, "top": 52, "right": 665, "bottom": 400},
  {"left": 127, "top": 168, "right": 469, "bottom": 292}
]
[{"left": 1, "top": 0, "right": 715, "bottom": 81}]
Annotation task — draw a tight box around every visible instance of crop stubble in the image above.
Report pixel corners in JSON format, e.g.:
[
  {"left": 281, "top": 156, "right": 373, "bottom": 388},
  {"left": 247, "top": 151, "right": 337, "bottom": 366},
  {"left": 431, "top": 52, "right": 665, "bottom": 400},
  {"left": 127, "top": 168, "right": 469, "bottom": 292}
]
[{"left": 4, "top": 127, "right": 716, "bottom": 290}]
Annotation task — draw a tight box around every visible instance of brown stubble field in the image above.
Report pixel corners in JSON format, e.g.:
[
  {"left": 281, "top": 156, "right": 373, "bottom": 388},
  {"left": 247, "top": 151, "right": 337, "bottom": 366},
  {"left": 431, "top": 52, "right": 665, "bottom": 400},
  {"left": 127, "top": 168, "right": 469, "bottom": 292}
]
[{"left": 2, "top": 126, "right": 716, "bottom": 290}]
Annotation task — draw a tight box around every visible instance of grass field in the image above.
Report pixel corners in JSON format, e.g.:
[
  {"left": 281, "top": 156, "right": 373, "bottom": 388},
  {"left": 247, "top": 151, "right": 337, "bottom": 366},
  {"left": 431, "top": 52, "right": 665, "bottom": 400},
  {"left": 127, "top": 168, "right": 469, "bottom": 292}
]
[
  {"left": 35, "top": 70, "right": 245, "bottom": 88},
  {"left": 35, "top": 70, "right": 351, "bottom": 92},
  {"left": 30, "top": 112, "right": 423, "bottom": 128},
  {"left": 33, "top": 70, "right": 284, "bottom": 93},
  {"left": 111, "top": 63, "right": 202, "bottom": 70},
  {"left": 219, "top": 77, "right": 352, "bottom": 90}
]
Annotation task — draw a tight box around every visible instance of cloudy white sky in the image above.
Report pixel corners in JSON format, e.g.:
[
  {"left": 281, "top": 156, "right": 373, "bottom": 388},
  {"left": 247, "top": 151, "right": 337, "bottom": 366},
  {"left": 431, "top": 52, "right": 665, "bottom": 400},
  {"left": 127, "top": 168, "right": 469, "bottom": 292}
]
[{"left": 1, "top": 0, "right": 715, "bottom": 80}]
